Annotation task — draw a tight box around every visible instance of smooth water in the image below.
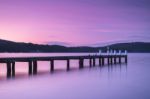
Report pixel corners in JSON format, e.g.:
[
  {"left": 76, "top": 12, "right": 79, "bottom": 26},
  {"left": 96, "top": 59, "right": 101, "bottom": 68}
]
[{"left": 0, "top": 53, "right": 150, "bottom": 99}]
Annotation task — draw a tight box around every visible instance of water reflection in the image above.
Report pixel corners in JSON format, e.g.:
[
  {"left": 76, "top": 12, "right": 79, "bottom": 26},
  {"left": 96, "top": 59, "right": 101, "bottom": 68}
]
[
  {"left": 0, "top": 53, "right": 150, "bottom": 99},
  {"left": 0, "top": 60, "right": 127, "bottom": 81}
]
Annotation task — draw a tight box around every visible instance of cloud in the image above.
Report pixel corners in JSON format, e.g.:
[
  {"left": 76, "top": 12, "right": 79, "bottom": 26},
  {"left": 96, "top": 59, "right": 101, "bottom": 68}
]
[{"left": 43, "top": 41, "right": 74, "bottom": 47}]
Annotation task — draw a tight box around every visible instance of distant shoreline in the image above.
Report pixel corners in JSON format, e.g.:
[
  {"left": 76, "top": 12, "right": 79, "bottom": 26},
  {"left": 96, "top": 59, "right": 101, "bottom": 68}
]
[
  {"left": 0, "top": 39, "right": 150, "bottom": 53},
  {"left": 0, "top": 52, "right": 150, "bottom": 54}
]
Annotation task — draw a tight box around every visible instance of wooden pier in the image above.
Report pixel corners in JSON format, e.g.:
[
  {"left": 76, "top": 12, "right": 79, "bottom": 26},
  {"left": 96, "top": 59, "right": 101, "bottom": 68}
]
[{"left": 0, "top": 54, "right": 127, "bottom": 78}]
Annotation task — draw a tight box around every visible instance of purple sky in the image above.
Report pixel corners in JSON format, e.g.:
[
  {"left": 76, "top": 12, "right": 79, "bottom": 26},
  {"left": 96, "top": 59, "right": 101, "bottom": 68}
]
[{"left": 0, "top": 0, "right": 150, "bottom": 46}]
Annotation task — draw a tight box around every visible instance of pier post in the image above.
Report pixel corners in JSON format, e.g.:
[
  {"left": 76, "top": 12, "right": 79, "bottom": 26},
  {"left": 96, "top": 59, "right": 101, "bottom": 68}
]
[
  {"left": 119, "top": 57, "right": 121, "bottom": 64},
  {"left": 114, "top": 56, "right": 117, "bottom": 64},
  {"left": 50, "top": 60, "right": 54, "bottom": 72},
  {"left": 107, "top": 57, "right": 110, "bottom": 65},
  {"left": 33, "top": 60, "right": 37, "bottom": 75},
  {"left": 79, "top": 58, "right": 84, "bottom": 69},
  {"left": 33, "top": 60, "right": 37, "bottom": 74},
  {"left": 102, "top": 57, "right": 104, "bottom": 66},
  {"left": 6, "top": 61, "right": 15, "bottom": 78},
  {"left": 12, "top": 62, "right": 15, "bottom": 77},
  {"left": 99, "top": 57, "right": 102, "bottom": 66},
  {"left": 125, "top": 56, "right": 128, "bottom": 63},
  {"left": 89, "top": 58, "right": 92, "bottom": 67},
  {"left": 67, "top": 59, "right": 70, "bottom": 71},
  {"left": 7, "top": 61, "right": 11, "bottom": 78},
  {"left": 28, "top": 61, "right": 33, "bottom": 75},
  {"left": 93, "top": 58, "right": 96, "bottom": 66},
  {"left": 110, "top": 56, "right": 113, "bottom": 65}
]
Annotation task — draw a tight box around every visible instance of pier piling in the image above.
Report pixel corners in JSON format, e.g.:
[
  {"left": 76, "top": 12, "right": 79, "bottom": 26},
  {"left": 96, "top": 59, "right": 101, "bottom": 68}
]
[
  {"left": 93, "top": 58, "right": 96, "bottom": 66},
  {"left": 102, "top": 57, "right": 104, "bottom": 66},
  {"left": 125, "top": 56, "right": 128, "bottom": 63},
  {"left": 67, "top": 59, "right": 70, "bottom": 71},
  {"left": 28, "top": 61, "right": 33, "bottom": 75},
  {"left": 0, "top": 54, "right": 127, "bottom": 78},
  {"left": 79, "top": 58, "right": 84, "bottom": 69},
  {"left": 12, "top": 62, "right": 15, "bottom": 77},
  {"left": 107, "top": 57, "right": 110, "bottom": 65},
  {"left": 50, "top": 60, "right": 54, "bottom": 72},
  {"left": 89, "top": 58, "right": 92, "bottom": 67},
  {"left": 114, "top": 56, "right": 117, "bottom": 64},
  {"left": 99, "top": 57, "right": 102, "bottom": 66},
  {"left": 119, "top": 57, "right": 121, "bottom": 64},
  {"left": 7, "top": 62, "right": 11, "bottom": 78},
  {"left": 33, "top": 60, "right": 37, "bottom": 75},
  {"left": 110, "top": 57, "right": 113, "bottom": 65}
]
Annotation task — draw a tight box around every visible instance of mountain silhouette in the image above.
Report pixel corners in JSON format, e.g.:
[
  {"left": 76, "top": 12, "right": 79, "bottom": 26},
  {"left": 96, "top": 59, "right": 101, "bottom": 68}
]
[{"left": 0, "top": 39, "right": 150, "bottom": 53}]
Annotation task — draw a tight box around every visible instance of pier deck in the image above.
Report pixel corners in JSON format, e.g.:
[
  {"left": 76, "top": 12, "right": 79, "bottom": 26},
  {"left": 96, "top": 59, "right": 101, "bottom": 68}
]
[{"left": 0, "top": 54, "right": 127, "bottom": 78}]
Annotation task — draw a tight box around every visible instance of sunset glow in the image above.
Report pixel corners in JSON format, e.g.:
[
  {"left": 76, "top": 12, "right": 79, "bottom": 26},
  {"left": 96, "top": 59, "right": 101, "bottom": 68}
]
[{"left": 0, "top": 0, "right": 150, "bottom": 45}]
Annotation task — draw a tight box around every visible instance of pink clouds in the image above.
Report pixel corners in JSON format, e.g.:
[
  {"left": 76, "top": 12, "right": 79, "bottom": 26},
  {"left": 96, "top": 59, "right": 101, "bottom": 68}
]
[{"left": 0, "top": 0, "right": 150, "bottom": 46}]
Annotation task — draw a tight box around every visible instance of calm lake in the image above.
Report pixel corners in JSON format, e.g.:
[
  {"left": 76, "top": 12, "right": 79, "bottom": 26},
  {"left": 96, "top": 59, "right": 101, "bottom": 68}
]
[{"left": 0, "top": 53, "right": 150, "bottom": 99}]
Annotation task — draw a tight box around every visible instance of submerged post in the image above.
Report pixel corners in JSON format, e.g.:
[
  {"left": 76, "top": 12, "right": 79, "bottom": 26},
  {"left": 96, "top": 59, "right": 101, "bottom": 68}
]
[
  {"left": 102, "top": 57, "right": 104, "bottom": 66},
  {"left": 107, "top": 57, "right": 110, "bottom": 65},
  {"left": 110, "top": 56, "right": 113, "bottom": 65},
  {"left": 125, "top": 55, "right": 128, "bottom": 63},
  {"left": 67, "top": 59, "right": 70, "bottom": 71},
  {"left": 33, "top": 60, "right": 37, "bottom": 75},
  {"left": 12, "top": 61, "right": 15, "bottom": 77},
  {"left": 89, "top": 58, "right": 92, "bottom": 67},
  {"left": 7, "top": 61, "right": 11, "bottom": 78},
  {"left": 6, "top": 61, "right": 16, "bottom": 78},
  {"left": 99, "top": 57, "right": 102, "bottom": 66},
  {"left": 119, "top": 56, "right": 121, "bottom": 64},
  {"left": 50, "top": 60, "right": 54, "bottom": 72},
  {"left": 28, "top": 60, "right": 33, "bottom": 75},
  {"left": 79, "top": 58, "right": 84, "bottom": 69},
  {"left": 93, "top": 58, "right": 96, "bottom": 66},
  {"left": 114, "top": 56, "right": 117, "bottom": 65}
]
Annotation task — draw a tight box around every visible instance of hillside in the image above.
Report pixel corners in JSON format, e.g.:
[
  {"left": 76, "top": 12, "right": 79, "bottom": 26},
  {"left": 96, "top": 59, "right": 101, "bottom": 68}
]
[{"left": 0, "top": 39, "right": 150, "bottom": 53}]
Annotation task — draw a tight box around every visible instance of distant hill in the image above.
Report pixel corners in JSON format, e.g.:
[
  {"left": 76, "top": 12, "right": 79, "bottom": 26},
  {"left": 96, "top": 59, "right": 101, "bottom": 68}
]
[
  {"left": 100, "top": 42, "right": 150, "bottom": 53},
  {"left": 0, "top": 39, "right": 150, "bottom": 53},
  {"left": 46, "top": 41, "right": 72, "bottom": 47}
]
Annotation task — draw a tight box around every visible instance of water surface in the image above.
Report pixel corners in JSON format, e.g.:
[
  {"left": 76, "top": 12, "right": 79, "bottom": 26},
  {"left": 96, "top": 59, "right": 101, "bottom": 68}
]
[{"left": 0, "top": 53, "right": 150, "bottom": 99}]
